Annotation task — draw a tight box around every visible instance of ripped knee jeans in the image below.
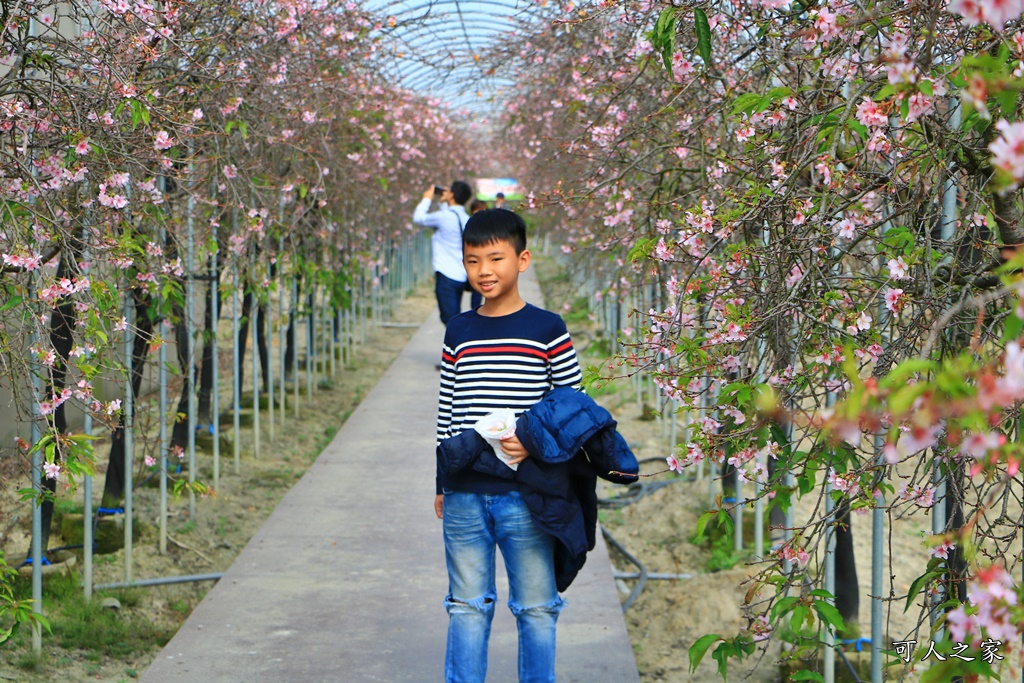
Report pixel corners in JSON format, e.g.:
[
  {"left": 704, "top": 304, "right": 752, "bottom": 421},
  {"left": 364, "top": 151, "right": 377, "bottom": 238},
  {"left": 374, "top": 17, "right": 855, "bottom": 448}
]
[{"left": 442, "top": 490, "right": 564, "bottom": 683}]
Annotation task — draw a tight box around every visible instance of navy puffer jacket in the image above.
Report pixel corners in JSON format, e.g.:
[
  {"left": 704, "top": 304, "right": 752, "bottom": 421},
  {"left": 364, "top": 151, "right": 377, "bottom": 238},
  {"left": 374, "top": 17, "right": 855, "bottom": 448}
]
[{"left": 437, "top": 387, "right": 639, "bottom": 591}]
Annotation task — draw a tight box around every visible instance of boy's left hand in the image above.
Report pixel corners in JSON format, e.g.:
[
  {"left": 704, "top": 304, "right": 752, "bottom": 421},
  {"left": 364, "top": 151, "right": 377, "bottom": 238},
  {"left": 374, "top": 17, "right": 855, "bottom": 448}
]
[{"left": 499, "top": 434, "right": 530, "bottom": 466}]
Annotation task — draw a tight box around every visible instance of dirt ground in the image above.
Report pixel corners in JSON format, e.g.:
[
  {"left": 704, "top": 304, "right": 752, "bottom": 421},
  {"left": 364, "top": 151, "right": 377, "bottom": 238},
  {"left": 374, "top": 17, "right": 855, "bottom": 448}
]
[{"left": 0, "top": 259, "right": 1013, "bottom": 683}]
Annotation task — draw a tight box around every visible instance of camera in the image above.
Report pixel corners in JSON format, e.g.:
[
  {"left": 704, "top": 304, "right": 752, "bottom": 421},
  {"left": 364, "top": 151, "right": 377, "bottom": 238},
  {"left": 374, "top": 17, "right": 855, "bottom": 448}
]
[{"left": 433, "top": 185, "right": 446, "bottom": 198}]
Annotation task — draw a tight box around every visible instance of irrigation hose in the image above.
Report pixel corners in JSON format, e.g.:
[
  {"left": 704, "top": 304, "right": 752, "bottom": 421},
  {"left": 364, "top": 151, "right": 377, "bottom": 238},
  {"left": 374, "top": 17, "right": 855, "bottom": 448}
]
[
  {"left": 600, "top": 524, "right": 647, "bottom": 612},
  {"left": 836, "top": 645, "right": 865, "bottom": 683}
]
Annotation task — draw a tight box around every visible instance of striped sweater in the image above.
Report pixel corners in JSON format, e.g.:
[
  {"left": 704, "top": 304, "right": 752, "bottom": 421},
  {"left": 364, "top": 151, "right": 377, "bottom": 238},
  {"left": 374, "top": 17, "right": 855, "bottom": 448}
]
[{"left": 436, "top": 303, "right": 583, "bottom": 494}]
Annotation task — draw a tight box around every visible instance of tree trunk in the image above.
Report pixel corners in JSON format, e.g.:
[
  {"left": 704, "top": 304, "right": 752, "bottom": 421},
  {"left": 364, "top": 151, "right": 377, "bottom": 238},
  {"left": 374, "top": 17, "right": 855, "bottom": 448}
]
[
  {"left": 25, "top": 249, "right": 77, "bottom": 556},
  {"left": 99, "top": 291, "right": 155, "bottom": 509}
]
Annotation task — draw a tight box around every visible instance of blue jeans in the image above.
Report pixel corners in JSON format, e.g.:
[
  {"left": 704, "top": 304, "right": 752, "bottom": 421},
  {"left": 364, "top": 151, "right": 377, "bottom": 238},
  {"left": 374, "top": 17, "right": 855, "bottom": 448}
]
[
  {"left": 436, "top": 272, "right": 483, "bottom": 325},
  {"left": 443, "top": 491, "right": 563, "bottom": 683}
]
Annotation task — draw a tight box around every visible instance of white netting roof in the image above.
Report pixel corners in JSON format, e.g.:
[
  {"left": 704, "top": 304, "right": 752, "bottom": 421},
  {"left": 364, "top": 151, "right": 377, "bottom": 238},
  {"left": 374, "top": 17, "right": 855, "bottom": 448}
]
[{"left": 368, "top": 0, "right": 539, "bottom": 114}]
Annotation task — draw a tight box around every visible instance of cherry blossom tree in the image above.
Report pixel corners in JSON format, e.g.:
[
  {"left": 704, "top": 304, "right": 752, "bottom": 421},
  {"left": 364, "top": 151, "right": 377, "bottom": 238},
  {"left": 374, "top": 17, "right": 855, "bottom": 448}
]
[
  {"left": 491, "top": 0, "right": 1024, "bottom": 677},
  {"left": 1, "top": 0, "right": 476, "bottom": 585}
]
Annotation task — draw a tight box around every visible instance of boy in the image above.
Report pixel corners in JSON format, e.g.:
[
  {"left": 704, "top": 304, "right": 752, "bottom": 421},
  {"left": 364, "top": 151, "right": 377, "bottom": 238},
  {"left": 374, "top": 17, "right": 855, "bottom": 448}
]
[{"left": 434, "top": 209, "right": 582, "bottom": 683}]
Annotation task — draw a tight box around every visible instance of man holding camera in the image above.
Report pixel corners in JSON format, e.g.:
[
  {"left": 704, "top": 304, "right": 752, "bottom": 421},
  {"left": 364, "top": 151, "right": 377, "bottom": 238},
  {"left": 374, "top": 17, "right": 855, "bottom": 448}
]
[{"left": 413, "top": 180, "right": 481, "bottom": 325}]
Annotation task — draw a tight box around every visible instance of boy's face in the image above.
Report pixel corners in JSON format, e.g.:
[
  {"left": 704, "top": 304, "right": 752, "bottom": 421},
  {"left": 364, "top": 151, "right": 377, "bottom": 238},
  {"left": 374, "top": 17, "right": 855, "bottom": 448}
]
[{"left": 463, "top": 239, "right": 530, "bottom": 302}]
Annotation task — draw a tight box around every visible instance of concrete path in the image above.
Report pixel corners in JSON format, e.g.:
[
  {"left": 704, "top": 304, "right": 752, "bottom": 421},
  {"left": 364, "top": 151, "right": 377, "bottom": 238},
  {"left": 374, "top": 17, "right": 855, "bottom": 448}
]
[{"left": 141, "top": 269, "right": 640, "bottom": 683}]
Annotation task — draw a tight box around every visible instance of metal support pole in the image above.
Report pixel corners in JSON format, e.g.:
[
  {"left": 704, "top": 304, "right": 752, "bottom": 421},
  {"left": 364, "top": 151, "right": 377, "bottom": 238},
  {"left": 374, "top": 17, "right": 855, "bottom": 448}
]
[
  {"left": 871, "top": 433, "right": 885, "bottom": 683},
  {"left": 292, "top": 277, "right": 300, "bottom": 417},
  {"left": 267, "top": 285, "right": 275, "bottom": 441},
  {"left": 159, "top": 317, "right": 168, "bottom": 555},
  {"left": 232, "top": 260, "right": 241, "bottom": 475},
  {"left": 306, "top": 286, "right": 314, "bottom": 404},
  {"left": 83, "top": 411, "right": 93, "bottom": 601},
  {"left": 211, "top": 253, "right": 220, "bottom": 491},
  {"left": 278, "top": 241, "right": 286, "bottom": 425},
  {"left": 186, "top": 195, "right": 197, "bottom": 520},
  {"left": 28, "top": 277, "right": 42, "bottom": 651},
  {"left": 252, "top": 299, "right": 260, "bottom": 459},
  {"left": 823, "top": 392, "right": 838, "bottom": 683},
  {"left": 124, "top": 295, "right": 134, "bottom": 584}
]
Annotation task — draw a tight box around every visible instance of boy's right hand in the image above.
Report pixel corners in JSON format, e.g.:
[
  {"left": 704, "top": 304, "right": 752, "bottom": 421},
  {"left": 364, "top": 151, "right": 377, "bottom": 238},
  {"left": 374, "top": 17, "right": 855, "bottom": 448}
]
[{"left": 434, "top": 494, "right": 444, "bottom": 519}]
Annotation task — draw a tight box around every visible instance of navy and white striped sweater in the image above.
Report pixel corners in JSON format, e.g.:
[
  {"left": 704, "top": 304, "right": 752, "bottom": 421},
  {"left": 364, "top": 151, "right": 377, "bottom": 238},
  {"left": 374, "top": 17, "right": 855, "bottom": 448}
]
[{"left": 436, "top": 303, "right": 582, "bottom": 494}]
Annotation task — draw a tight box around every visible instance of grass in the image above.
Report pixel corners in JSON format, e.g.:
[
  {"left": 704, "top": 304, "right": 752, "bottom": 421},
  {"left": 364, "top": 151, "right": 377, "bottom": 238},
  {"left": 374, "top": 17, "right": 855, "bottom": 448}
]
[
  {"left": 6, "top": 572, "right": 171, "bottom": 661},
  {"left": 704, "top": 533, "right": 748, "bottom": 573}
]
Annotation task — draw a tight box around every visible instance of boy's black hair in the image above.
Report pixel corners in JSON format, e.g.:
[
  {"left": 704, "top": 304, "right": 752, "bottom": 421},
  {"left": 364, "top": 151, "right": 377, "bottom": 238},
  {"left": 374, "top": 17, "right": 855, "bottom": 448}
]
[
  {"left": 463, "top": 208, "right": 527, "bottom": 254},
  {"left": 450, "top": 180, "right": 473, "bottom": 206}
]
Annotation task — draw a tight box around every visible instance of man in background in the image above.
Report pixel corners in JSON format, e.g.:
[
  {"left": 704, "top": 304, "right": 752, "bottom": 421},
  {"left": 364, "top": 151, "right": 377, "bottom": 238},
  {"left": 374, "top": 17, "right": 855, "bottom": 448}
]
[{"left": 413, "top": 181, "right": 482, "bottom": 325}]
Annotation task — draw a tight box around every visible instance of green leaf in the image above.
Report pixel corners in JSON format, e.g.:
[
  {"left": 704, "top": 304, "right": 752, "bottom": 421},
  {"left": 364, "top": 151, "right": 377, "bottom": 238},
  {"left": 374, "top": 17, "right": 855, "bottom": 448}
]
[
  {"left": 732, "top": 93, "right": 763, "bottom": 116},
  {"left": 694, "top": 509, "right": 717, "bottom": 541},
  {"left": 874, "top": 84, "right": 899, "bottom": 101},
  {"left": 1004, "top": 314, "right": 1024, "bottom": 342},
  {"left": 689, "top": 633, "right": 722, "bottom": 672},
  {"left": 919, "top": 80, "right": 933, "bottom": 96},
  {"left": 791, "top": 672, "right": 825, "bottom": 682},
  {"left": 771, "top": 595, "right": 800, "bottom": 622},
  {"left": 813, "top": 601, "right": 846, "bottom": 632},
  {"left": 0, "top": 296, "right": 23, "bottom": 312},
  {"left": 627, "top": 236, "right": 657, "bottom": 262},
  {"left": 790, "top": 604, "right": 810, "bottom": 631},
  {"left": 650, "top": 8, "right": 677, "bottom": 76},
  {"left": 999, "top": 88, "right": 1017, "bottom": 118},
  {"left": 905, "top": 570, "right": 939, "bottom": 612},
  {"left": 711, "top": 642, "right": 730, "bottom": 678},
  {"left": 694, "top": 8, "right": 712, "bottom": 67}
]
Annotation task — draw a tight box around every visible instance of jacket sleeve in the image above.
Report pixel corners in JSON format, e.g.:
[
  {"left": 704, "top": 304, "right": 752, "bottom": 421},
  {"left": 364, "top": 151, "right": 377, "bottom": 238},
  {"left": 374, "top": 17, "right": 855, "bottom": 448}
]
[{"left": 413, "top": 198, "right": 443, "bottom": 229}]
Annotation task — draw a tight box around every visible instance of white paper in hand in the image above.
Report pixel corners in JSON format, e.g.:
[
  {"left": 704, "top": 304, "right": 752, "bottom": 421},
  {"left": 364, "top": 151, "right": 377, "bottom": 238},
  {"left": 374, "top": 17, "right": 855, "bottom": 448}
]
[{"left": 473, "top": 409, "right": 519, "bottom": 471}]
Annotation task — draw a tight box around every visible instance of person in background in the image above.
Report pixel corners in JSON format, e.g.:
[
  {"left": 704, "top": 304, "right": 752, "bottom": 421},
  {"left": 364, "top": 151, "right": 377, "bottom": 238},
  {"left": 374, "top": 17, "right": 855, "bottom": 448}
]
[
  {"left": 494, "top": 192, "right": 506, "bottom": 209},
  {"left": 470, "top": 199, "right": 487, "bottom": 215},
  {"left": 413, "top": 180, "right": 482, "bottom": 325}
]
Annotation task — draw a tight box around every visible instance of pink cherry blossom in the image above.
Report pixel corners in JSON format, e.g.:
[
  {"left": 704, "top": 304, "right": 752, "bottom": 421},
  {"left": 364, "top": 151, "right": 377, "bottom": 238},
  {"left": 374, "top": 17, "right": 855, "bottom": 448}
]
[
  {"left": 884, "top": 288, "right": 904, "bottom": 313},
  {"left": 154, "top": 131, "right": 174, "bottom": 150},
  {"left": 888, "top": 257, "right": 909, "bottom": 279},
  {"left": 931, "top": 539, "right": 956, "bottom": 559},
  {"left": 989, "top": 119, "right": 1024, "bottom": 183}
]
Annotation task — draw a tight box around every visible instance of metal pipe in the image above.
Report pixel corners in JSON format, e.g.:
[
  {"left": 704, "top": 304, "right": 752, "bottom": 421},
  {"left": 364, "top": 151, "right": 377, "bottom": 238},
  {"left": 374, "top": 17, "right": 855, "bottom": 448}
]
[
  {"left": 940, "top": 98, "right": 961, "bottom": 243},
  {"left": 930, "top": 96, "right": 958, "bottom": 645},
  {"left": 28, "top": 276, "right": 42, "bottom": 653},
  {"left": 124, "top": 293, "right": 134, "bottom": 583},
  {"left": 871, "top": 432, "right": 885, "bottom": 683},
  {"left": 612, "top": 571, "right": 695, "bottom": 581},
  {"left": 159, "top": 317, "right": 168, "bottom": 555},
  {"left": 211, "top": 250, "right": 220, "bottom": 491},
  {"left": 158, "top": 198, "right": 169, "bottom": 556},
  {"left": 267, "top": 276, "right": 275, "bottom": 442},
  {"left": 306, "top": 285, "right": 314, "bottom": 405},
  {"left": 232, "top": 257, "right": 241, "bottom": 475},
  {"left": 26, "top": 15, "right": 42, "bottom": 652},
  {"left": 186, "top": 192, "right": 197, "bottom": 521},
  {"left": 83, "top": 411, "right": 93, "bottom": 602},
  {"left": 292, "top": 276, "right": 299, "bottom": 418},
  {"left": 94, "top": 573, "right": 224, "bottom": 591},
  {"left": 252, "top": 298, "right": 260, "bottom": 459},
  {"left": 824, "top": 392, "right": 838, "bottom": 683},
  {"left": 278, "top": 235, "right": 286, "bottom": 426}
]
